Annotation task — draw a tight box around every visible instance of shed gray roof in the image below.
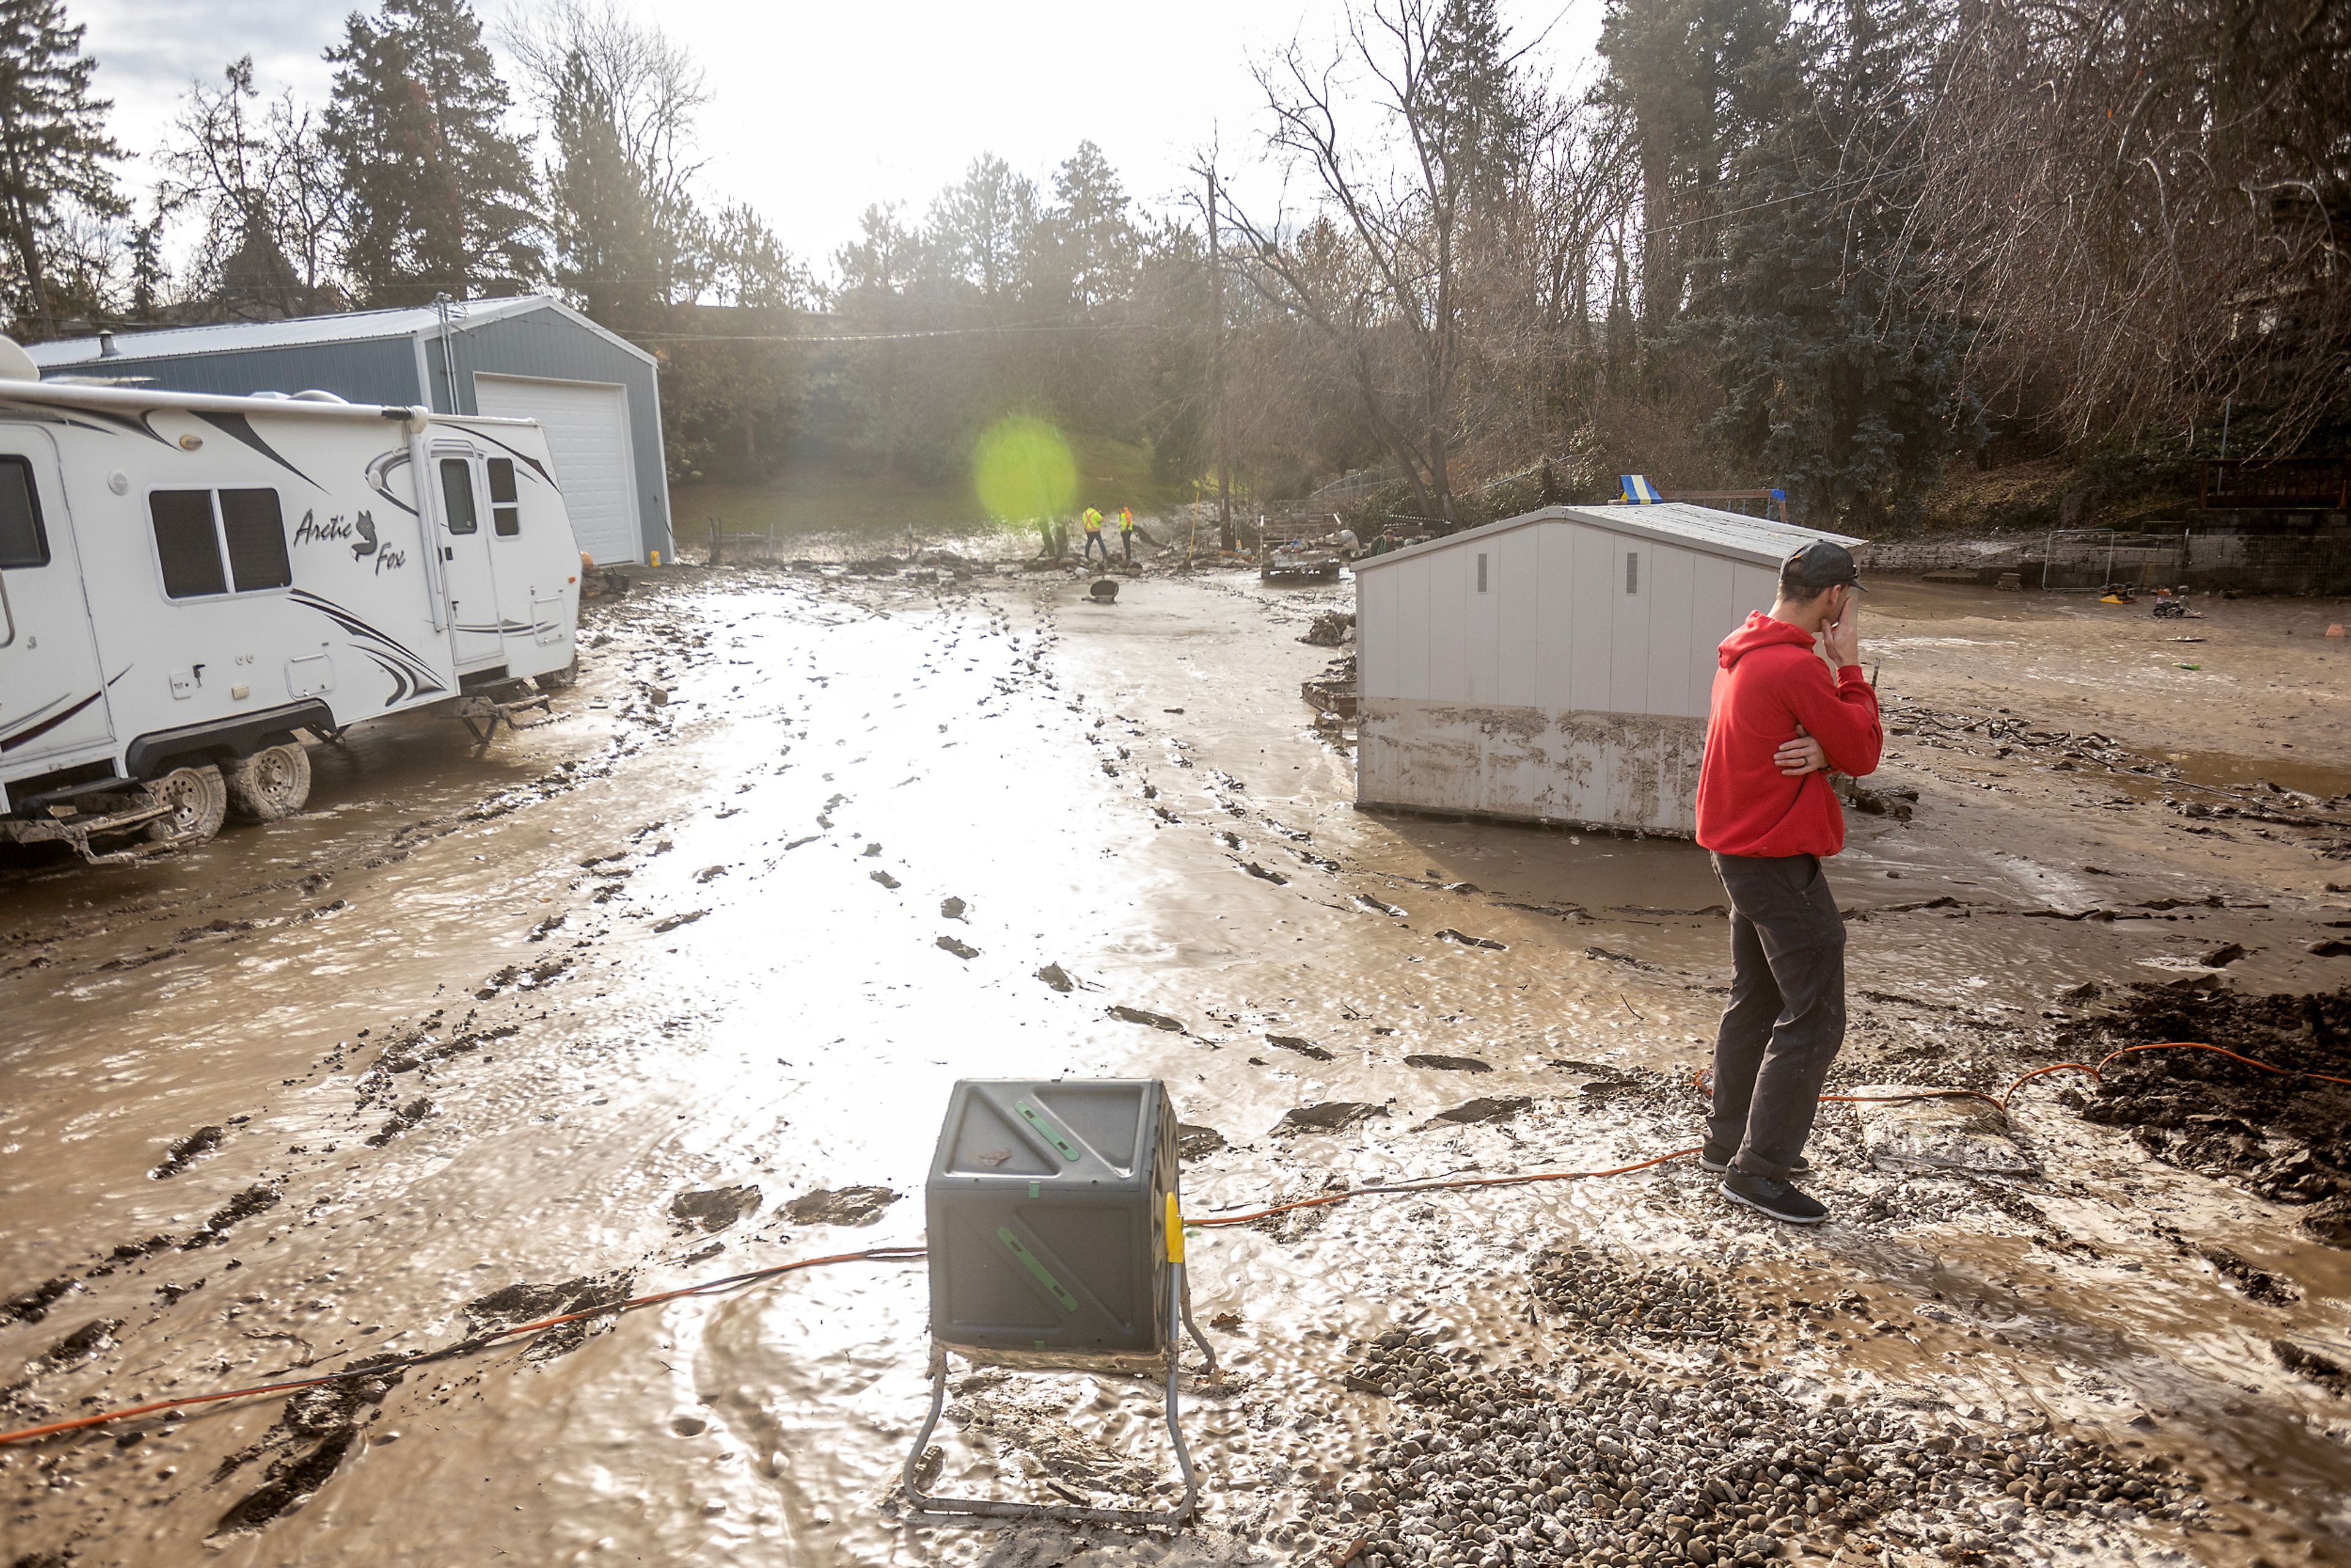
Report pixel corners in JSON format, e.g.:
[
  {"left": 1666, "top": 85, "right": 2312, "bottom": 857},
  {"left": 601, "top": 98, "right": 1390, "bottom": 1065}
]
[
  {"left": 27, "top": 294, "right": 652, "bottom": 369},
  {"left": 1351, "top": 501, "right": 1865, "bottom": 574}
]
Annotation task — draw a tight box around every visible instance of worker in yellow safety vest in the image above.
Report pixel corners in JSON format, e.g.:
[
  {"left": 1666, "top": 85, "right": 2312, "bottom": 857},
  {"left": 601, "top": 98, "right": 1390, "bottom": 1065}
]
[
  {"left": 1118, "top": 506, "right": 1136, "bottom": 561},
  {"left": 1081, "top": 506, "right": 1107, "bottom": 563}
]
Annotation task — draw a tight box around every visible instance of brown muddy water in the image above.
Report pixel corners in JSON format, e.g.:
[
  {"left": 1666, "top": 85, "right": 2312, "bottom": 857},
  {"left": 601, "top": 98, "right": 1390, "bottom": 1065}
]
[{"left": 3, "top": 562, "right": 2347, "bottom": 1568}]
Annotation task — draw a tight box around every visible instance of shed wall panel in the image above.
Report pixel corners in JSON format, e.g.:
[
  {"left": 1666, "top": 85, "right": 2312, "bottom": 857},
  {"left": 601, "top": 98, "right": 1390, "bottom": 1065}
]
[
  {"left": 1610, "top": 536, "right": 1651, "bottom": 714},
  {"left": 1397, "top": 556, "right": 1431, "bottom": 700},
  {"left": 1495, "top": 527, "right": 1539, "bottom": 707},
  {"left": 1689, "top": 553, "right": 1736, "bottom": 716},
  {"left": 1534, "top": 522, "right": 1575, "bottom": 710},
  {"left": 1567, "top": 524, "right": 1614, "bottom": 711},
  {"left": 1646, "top": 544, "right": 1697, "bottom": 718},
  {"left": 1429, "top": 547, "right": 1469, "bottom": 701},
  {"left": 1465, "top": 542, "right": 1501, "bottom": 702},
  {"left": 449, "top": 308, "right": 670, "bottom": 561},
  {"left": 1359, "top": 568, "right": 1398, "bottom": 698},
  {"left": 65, "top": 340, "right": 424, "bottom": 409}
]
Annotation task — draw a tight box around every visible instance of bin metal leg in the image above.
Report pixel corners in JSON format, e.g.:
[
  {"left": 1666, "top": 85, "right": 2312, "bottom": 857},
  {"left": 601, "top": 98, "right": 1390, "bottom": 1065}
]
[{"left": 901, "top": 1260, "right": 1205, "bottom": 1529}]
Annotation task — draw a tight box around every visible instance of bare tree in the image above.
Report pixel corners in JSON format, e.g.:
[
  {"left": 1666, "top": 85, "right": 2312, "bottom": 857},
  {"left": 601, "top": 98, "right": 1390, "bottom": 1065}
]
[
  {"left": 504, "top": 0, "right": 711, "bottom": 299},
  {"left": 1912, "top": 0, "right": 2351, "bottom": 452},
  {"left": 1227, "top": 0, "right": 1535, "bottom": 526},
  {"left": 159, "top": 57, "right": 343, "bottom": 318}
]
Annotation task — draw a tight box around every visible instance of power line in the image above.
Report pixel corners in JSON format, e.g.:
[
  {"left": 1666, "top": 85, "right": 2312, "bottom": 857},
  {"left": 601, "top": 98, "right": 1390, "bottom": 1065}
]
[{"left": 634, "top": 322, "right": 1135, "bottom": 344}]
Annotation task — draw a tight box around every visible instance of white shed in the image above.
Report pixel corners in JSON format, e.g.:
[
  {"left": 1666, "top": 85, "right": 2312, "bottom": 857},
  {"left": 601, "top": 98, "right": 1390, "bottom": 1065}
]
[{"left": 1352, "top": 502, "right": 1864, "bottom": 835}]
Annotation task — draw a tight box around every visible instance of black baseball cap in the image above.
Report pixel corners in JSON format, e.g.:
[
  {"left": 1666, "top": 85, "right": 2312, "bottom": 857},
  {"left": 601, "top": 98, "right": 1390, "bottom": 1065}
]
[{"left": 1781, "top": 539, "right": 1865, "bottom": 595}]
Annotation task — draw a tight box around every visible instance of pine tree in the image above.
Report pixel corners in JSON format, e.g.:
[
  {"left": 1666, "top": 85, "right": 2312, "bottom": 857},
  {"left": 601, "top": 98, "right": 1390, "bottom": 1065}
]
[
  {"left": 126, "top": 209, "right": 165, "bottom": 320},
  {"left": 926, "top": 154, "right": 1037, "bottom": 306},
  {"left": 1596, "top": 0, "right": 1787, "bottom": 332},
  {"left": 1426, "top": 0, "right": 1529, "bottom": 206},
  {"left": 546, "top": 47, "right": 659, "bottom": 332},
  {"left": 0, "top": 0, "right": 121, "bottom": 337},
  {"left": 1044, "top": 141, "right": 1135, "bottom": 313},
  {"left": 1700, "top": 0, "right": 1978, "bottom": 528},
  {"left": 323, "top": 0, "right": 538, "bottom": 306}
]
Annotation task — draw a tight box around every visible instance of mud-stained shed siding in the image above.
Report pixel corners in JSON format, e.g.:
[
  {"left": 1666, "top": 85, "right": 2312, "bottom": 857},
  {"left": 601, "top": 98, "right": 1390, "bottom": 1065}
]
[
  {"left": 1357, "top": 700, "right": 1707, "bottom": 832},
  {"left": 1354, "top": 504, "right": 1834, "bottom": 833}
]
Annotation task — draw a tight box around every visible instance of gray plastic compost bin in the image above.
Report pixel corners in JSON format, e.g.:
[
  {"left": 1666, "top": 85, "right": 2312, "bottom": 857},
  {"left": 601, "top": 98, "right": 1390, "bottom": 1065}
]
[{"left": 925, "top": 1079, "right": 1177, "bottom": 1364}]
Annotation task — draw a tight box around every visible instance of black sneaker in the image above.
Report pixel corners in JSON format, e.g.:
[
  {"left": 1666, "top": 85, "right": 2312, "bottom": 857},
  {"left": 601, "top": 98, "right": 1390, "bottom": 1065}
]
[
  {"left": 1720, "top": 1169, "right": 1829, "bottom": 1225},
  {"left": 1700, "top": 1142, "right": 1809, "bottom": 1176}
]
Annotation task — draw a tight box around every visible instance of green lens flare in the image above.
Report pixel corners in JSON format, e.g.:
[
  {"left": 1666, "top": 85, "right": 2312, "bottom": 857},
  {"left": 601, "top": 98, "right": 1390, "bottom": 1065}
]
[{"left": 972, "top": 417, "right": 1076, "bottom": 523}]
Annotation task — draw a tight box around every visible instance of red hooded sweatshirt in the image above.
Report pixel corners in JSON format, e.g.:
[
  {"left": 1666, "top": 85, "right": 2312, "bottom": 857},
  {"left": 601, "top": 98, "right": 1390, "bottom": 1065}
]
[{"left": 1695, "top": 612, "right": 1883, "bottom": 858}]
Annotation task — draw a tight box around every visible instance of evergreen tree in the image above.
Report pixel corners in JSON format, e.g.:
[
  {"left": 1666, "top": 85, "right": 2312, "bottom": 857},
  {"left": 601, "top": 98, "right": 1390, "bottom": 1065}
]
[
  {"left": 0, "top": 0, "right": 121, "bottom": 336},
  {"left": 1699, "top": 0, "right": 1978, "bottom": 528},
  {"left": 926, "top": 154, "right": 1037, "bottom": 306},
  {"left": 1596, "top": 0, "right": 1787, "bottom": 332},
  {"left": 126, "top": 208, "right": 165, "bottom": 320},
  {"left": 545, "top": 47, "right": 660, "bottom": 332},
  {"left": 1043, "top": 140, "right": 1135, "bottom": 312},
  {"left": 1426, "top": 0, "right": 1529, "bottom": 206},
  {"left": 323, "top": 0, "right": 538, "bottom": 306}
]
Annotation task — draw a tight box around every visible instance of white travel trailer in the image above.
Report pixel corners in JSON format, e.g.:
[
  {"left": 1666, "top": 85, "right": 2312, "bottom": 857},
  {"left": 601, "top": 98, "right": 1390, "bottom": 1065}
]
[{"left": 0, "top": 339, "right": 583, "bottom": 863}]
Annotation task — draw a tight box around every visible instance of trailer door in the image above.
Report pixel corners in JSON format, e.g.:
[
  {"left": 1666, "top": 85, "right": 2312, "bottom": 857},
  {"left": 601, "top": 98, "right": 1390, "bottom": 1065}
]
[
  {"left": 433, "top": 449, "right": 503, "bottom": 670},
  {"left": 0, "top": 430, "right": 114, "bottom": 777}
]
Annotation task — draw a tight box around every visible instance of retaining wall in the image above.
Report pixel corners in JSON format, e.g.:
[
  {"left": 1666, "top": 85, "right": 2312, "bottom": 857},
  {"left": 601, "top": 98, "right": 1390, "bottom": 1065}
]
[{"left": 1862, "top": 519, "right": 2351, "bottom": 595}]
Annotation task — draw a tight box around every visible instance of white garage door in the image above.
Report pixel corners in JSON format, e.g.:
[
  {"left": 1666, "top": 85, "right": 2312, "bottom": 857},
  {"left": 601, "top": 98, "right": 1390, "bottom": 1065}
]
[{"left": 472, "top": 374, "right": 640, "bottom": 564}]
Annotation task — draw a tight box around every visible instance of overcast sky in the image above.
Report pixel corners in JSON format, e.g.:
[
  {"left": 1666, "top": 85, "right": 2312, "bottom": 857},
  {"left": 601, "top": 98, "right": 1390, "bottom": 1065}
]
[{"left": 77, "top": 0, "right": 1602, "bottom": 283}]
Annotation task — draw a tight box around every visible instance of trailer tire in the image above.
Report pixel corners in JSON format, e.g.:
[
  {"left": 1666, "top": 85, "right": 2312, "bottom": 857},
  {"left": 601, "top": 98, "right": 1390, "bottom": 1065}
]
[
  {"left": 535, "top": 658, "right": 580, "bottom": 694},
  {"left": 143, "top": 765, "right": 228, "bottom": 844},
  {"left": 225, "top": 743, "right": 312, "bottom": 822}
]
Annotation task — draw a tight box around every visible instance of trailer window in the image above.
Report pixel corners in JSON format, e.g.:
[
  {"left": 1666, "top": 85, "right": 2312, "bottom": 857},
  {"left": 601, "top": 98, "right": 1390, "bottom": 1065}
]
[
  {"left": 438, "top": 458, "right": 478, "bottom": 535},
  {"left": 0, "top": 456, "right": 47, "bottom": 568},
  {"left": 486, "top": 457, "right": 520, "bottom": 536},
  {"left": 220, "top": 489, "right": 291, "bottom": 591},
  {"left": 151, "top": 490, "right": 228, "bottom": 598}
]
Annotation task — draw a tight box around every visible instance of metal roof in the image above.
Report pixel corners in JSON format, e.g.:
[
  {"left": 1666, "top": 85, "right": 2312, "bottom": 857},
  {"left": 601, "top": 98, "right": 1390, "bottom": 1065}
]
[
  {"left": 1351, "top": 501, "right": 1865, "bottom": 574},
  {"left": 24, "top": 294, "right": 648, "bottom": 369}
]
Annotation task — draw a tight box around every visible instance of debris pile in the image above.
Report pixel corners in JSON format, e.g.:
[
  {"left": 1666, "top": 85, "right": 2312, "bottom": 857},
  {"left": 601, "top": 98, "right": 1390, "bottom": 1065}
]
[
  {"left": 1300, "top": 610, "right": 1356, "bottom": 647},
  {"left": 2065, "top": 983, "right": 2351, "bottom": 1245}
]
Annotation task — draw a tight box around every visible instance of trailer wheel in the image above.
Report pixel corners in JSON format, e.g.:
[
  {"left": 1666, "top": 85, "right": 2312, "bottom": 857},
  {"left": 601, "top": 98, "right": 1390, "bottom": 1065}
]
[
  {"left": 225, "top": 743, "right": 313, "bottom": 822},
  {"left": 143, "top": 765, "right": 228, "bottom": 844},
  {"left": 535, "top": 657, "right": 580, "bottom": 694}
]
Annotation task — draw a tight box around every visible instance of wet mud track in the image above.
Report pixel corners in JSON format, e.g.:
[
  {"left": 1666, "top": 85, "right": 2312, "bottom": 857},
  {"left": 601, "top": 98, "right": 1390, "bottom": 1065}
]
[{"left": 2, "top": 564, "right": 2347, "bottom": 1567}]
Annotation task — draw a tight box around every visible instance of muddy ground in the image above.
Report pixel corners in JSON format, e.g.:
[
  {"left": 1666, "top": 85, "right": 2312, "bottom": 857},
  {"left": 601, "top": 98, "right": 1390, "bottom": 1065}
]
[{"left": 2, "top": 553, "right": 2347, "bottom": 1568}]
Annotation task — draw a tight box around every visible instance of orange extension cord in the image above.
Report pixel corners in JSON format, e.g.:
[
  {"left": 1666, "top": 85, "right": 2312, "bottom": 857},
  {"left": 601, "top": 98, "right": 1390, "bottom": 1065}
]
[
  {"left": 6, "top": 1040, "right": 2346, "bottom": 1450},
  {"left": 0, "top": 1247, "right": 924, "bottom": 1447}
]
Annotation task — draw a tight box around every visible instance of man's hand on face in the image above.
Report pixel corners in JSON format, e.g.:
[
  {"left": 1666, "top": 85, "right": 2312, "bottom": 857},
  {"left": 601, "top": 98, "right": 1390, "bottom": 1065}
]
[
  {"left": 1820, "top": 586, "right": 1861, "bottom": 669},
  {"left": 1774, "top": 727, "right": 1827, "bottom": 776}
]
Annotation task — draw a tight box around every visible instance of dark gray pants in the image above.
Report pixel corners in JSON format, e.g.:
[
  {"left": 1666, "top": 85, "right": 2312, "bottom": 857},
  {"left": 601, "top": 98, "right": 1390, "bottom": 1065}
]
[{"left": 1709, "top": 852, "right": 1847, "bottom": 1180}]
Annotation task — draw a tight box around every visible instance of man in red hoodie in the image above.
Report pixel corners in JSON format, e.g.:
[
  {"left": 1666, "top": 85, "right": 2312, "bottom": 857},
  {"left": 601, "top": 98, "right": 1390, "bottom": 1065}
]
[{"left": 1694, "top": 539, "right": 1882, "bottom": 1224}]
